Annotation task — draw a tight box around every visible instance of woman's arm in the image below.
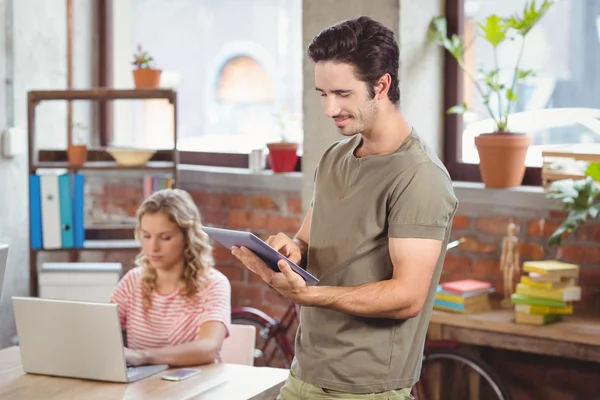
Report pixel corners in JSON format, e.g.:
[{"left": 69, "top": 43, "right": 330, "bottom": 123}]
[{"left": 126, "top": 321, "right": 227, "bottom": 367}]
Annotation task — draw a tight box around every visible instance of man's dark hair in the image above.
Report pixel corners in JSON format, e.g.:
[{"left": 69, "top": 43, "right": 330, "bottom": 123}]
[{"left": 307, "top": 16, "right": 400, "bottom": 105}]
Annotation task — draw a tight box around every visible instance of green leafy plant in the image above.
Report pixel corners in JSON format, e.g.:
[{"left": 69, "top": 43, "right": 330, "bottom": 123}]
[
  {"left": 72, "top": 122, "right": 88, "bottom": 145},
  {"left": 546, "top": 162, "right": 600, "bottom": 246},
  {"left": 131, "top": 44, "right": 156, "bottom": 69},
  {"left": 428, "top": 0, "right": 554, "bottom": 133}
]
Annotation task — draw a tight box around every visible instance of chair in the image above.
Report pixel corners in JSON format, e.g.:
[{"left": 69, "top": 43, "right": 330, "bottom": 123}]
[{"left": 221, "top": 324, "right": 256, "bottom": 366}]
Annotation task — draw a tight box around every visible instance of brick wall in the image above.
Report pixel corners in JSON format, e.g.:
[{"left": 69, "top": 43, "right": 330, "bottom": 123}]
[
  {"left": 72, "top": 179, "right": 600, "bottom": 398},
  {"left": 445, "top": 203, "right": 600, "bottom": 311}
]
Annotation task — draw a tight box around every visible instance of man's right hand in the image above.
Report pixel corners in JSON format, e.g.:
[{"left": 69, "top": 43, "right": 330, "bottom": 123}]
[{"left": 265, "top": 232, "right": 302, "bottom": 265}]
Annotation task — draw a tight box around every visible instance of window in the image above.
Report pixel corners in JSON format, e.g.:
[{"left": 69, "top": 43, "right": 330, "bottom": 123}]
[
  {"left": 444, "top": 0, "right": 600, "bottom": 184},
  {"left": 101, "top": 0, "right": 303, "bottom": 166}
]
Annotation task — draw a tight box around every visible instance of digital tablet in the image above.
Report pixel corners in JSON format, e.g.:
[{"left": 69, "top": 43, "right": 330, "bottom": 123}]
[{"left": 202, "top": 226, "right": 319, "bottom": 284}]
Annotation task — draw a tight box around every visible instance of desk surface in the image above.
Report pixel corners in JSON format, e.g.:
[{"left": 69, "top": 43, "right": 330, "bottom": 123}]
[
  {"left": 0, "top": 346, "right": 289, "bottom": 400},
  {"left": 428, "top": 309, "right": 600, "bottom": 362}
]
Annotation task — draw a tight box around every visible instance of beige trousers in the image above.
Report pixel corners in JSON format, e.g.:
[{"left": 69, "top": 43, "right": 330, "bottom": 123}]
[{"left": 277, "top": 372, "right": 415, "bottom": 400}]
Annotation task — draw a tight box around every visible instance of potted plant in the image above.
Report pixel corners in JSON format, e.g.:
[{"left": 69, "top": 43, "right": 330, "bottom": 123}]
[
  {"left": 266, "top": 107, "right": 300, "bottom": 173},
  {"left": 67, "top": 122, "right": 88, "bottom": 166},
  {"left": 546, "top": 162, "right": 600, "bottom": 246},
  {"left": 429, "top": 0, "right": 554, "bottom": 188},
  {"left": 131, "top": 44, "right": 161, "bottom": 89}
]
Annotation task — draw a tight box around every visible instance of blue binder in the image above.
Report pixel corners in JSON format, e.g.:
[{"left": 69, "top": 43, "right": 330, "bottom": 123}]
[
  {"left": 29, "top": 175, "right": 43, "bottom": 249},
  {"left": 73, "top": 174, "right": 85, "bottom": 248},
  {"left": 58, "top": 174, "right": 75, "bottom": 248}
]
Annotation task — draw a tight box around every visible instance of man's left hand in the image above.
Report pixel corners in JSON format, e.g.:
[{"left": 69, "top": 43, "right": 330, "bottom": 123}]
[{"left": 232, "top": 246, "right": 308, "bottom": 303}]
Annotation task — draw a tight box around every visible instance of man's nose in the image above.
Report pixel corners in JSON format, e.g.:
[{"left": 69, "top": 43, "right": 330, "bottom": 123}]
[{"left": 323, "top": 98, "right": 341, "bottom": 118}]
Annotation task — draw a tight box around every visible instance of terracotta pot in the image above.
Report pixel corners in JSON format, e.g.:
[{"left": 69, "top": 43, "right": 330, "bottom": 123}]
[
  {"left": 132, "top": 68, "right": 161, "bottom": 89},
  {"left": 474, "top": 132, "right": 532, "bottom": 188},
  {"left": 67, "top": 144, "right": 88, "bottom": 166},
  {"left": 266, "top": 142, "right": 299, "bottom": 173}
]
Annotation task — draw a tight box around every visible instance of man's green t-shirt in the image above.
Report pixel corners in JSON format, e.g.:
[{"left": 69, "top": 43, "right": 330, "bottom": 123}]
[{"left": 292, "top": 131, "right": 458, "bottom": 394}]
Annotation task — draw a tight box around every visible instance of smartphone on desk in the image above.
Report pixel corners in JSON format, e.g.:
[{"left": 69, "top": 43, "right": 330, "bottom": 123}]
[{"left": 161, "top": 368, "right": 201, "bottom": 381}]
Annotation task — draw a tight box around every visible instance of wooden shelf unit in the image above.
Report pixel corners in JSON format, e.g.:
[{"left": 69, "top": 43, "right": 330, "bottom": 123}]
[{"left": 27, "top": 88, "right": 179, "bottom": 296}]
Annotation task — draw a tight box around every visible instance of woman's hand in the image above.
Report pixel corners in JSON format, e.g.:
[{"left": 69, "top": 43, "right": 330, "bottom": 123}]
[{"left": 124, "top": 347, "right": 147, "bottom": 367}]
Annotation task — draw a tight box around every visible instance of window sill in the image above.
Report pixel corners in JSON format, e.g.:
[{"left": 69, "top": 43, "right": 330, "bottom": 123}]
[
  {"left": 453, "top": 181, "right": 561, "bottom": 211},
  {"left": 180, "top": 164, "right": 302, "bottom": 192},
  {"left": 180, "top": 165, "right": 561, "bottom": 211}
]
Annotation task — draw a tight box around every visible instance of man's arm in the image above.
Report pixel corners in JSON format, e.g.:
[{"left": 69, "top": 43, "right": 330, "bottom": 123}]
[
  {"left": 299, "top": 237, "right": 442, "bottom": 319},
  {"left": 267, "top": 206, "right": 313, "bottom": 268},
  {"left": 292, "top": 206, "right": 312, "bottom": 268}
]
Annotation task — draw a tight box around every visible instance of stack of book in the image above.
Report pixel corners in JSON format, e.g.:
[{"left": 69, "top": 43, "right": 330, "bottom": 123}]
[
  {"left": 433, "top": 279, "right": 493, "bottom": 314},
  {"left": 511, "top": 260, "right": 581, "bottom": 326}
]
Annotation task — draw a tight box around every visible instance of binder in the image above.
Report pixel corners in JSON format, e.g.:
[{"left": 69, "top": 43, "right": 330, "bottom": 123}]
[
  {"left": 58, "top": 174, "right": 75, "bottom": 248},
  {"left": 29, "top": 175, "right": 43, "bottom": 249},
  {"left": 40, "top": 174, "right": 62, "bottom": 249}
]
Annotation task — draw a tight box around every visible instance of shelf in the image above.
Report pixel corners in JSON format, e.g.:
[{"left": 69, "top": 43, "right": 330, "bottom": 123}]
[
  {"left": 28, "top": 88, "right": 177, "bottom": 102},
  {"left": 32, "top": 239, "right": 140, "bottom": 252},
  {"left": 32, "top": 161, "right": 176, "bottom": 171}
]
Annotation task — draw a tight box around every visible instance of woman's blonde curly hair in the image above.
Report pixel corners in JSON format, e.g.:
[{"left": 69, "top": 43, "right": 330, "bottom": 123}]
[{"left": 134, "top": 189, "right": 214, "bottom": 310}]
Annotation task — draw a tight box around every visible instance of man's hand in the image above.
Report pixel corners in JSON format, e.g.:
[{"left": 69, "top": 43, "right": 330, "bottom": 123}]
[
  {"left": 124, "top": 347, "right": 147, "bottom": 367},
  {"left": 265, "top": 233, "right": 302, "bottom": 264},
  {"left": 231, "top": 246, "right": 307, "bottom": 303}
]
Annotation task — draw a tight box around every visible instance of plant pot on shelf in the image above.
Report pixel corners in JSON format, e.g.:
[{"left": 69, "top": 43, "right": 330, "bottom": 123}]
[
  {"left": 266, "top": 142, "right": 299, "bottom": 173},
  {"left": 132, "top": 68, "right": 161, "bottom": 89},
  {"left": 67, "top": 144, "right": 88, "bottom": 166},
  {"left": 474, "top": 132, "right": 532, "bottom": 188}
]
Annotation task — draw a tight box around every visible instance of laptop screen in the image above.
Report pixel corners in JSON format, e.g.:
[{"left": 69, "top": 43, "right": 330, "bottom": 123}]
[{"left": 0, "top": 244, "right": 8, "bottom": 301}]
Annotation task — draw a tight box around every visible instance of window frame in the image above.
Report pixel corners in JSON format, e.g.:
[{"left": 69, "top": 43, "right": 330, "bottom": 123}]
[
  {"left": 443, "top": 0, "right": 542, "bottom": 186},
  {"left": 96, "top": 0, "right": 301, "bottom": 171}
]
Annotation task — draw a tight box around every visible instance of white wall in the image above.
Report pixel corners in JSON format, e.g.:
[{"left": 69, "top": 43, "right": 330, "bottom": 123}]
[{"left": 0, "top": 0, "right": 95, "bottom": 348}]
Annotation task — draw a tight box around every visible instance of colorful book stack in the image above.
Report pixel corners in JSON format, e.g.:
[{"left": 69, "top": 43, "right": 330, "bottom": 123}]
[
  {"left": 434, "top": 279, "right": 493, "bottom": 313},
  {"left": 29, "top": 172, "right": 85, "bottom": 250},
  {"left": 511, "top": 260, "right": 580, "bottom": 326}
]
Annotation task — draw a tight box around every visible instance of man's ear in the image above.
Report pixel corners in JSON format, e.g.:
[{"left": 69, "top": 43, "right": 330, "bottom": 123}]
[{"left": 376, "top": 73, "right": 392, "bottom": 100}]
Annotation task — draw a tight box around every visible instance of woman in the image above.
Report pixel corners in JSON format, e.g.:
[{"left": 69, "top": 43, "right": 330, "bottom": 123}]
[{"left": 110, "top": 189, "right": 231, "bottom": 367}]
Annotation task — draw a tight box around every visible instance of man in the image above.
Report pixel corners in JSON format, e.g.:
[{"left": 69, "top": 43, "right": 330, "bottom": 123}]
[{"left": 232, "top": 16, "right": 458, "bottom": 399}]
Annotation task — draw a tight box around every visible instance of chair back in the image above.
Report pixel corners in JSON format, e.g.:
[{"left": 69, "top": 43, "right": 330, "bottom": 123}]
[{"left": 221, "top": 324, "right": 256, "bottom": 366}]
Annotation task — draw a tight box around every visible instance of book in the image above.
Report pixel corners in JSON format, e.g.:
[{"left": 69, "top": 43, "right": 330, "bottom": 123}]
[
  {"left": 435, "top": 285, "right": 492, "bottom": 304},
  {"left": 522, "top": 260, "right": 579, "bottom": 278},
  {"left": 440, "top": 279, "right": 492, "bottom": 295},
  {"left": 515, "top": 283, "right": 581, "bottom": 302},
  {"left": 514, "top": 303, "right": 573, "bottom": 315},
  {"left": 520, "top": 275, "right": 576, "bottom": 290},
  {"left": 510, "top": 293, "right": 568, "bottom": 308},
  {"left": 433, "top": 299, "right": 491, "bottom": 314},
  {"left": 515, "top": 312, "right": 562, "bottom": 326}
]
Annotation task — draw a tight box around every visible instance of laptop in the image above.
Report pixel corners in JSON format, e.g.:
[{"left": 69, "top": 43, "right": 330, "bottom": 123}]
[
  {"left": 0, "top": 244, "right": 7, "bottom": 301},
  {"left": 12, "top": 296, "right": 169, "bottom": 383}
]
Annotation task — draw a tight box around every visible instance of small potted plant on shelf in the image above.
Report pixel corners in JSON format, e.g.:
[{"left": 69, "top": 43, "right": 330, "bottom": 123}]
[
  {"left": 67, "top": 122, "right": 88, "bottom": 166},
  {"left": 131, "top": 44, "right": 161, "bottom": 89},
  {"left": 266, "top": 107, "right": 300, "bottom": 173},
  {"left": 546, "top": 162, "right": 600, "bottom": 246},
  {"left": 428, "top": 0, "right": 554, "bottom": 188}
]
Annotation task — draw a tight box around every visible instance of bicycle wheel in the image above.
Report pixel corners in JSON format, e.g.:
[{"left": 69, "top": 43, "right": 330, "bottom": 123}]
[
  {"left": 415, "top": 348, "right": 512, "bottom": 400},
  {"left": 231, "top": 309, "right": 292, "bottom": 368}
]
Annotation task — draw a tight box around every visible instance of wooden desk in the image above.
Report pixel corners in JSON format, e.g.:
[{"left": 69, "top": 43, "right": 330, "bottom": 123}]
[
  {"left": 0, "top": 346, "right": 288, "bottom": 400},
  {"left": 428, "top": 309, "right": 600, "bottom": 362}
]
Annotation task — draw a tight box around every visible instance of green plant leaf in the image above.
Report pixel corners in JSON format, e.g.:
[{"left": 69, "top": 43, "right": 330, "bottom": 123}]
[
  {"left": 507, "top": 0, "right": 554, "bottom": 36},
  {"left": 447, "top": 103, "right": 468, "bottom": 114},
  {"left": 585, "top": 162, "right": 600, "bottom": 181},
  {"left": 516, "top": 68, "right": 536, "bottom": 80},
  {"left": 477, "top": 15, "right": 508, "bottom": 47},
  {"left": 506, "top": 88, "right": 518, "bottom": 101}
]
